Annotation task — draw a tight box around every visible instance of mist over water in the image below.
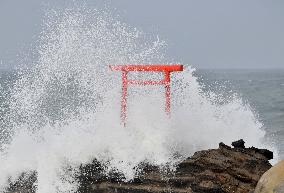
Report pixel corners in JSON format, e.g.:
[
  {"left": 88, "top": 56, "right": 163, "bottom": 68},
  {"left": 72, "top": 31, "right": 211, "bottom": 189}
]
[
  {"left": 196, "top": 69, "right": 284, "bottom": 158},
  {"left": 0, "top": 7, "right": 276, "bottom": 193}
]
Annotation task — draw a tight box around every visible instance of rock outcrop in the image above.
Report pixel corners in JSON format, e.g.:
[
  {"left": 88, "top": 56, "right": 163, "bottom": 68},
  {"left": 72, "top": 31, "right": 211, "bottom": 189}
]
[
  {"left": 7, "top": 140, "right": 273, "bottom": 193},
  {"left": 254, "top": 160, "right": 284, "bottom": 193}
]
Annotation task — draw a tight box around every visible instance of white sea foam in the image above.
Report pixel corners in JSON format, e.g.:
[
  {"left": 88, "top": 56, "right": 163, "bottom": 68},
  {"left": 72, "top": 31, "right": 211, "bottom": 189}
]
[{"left": 0, "top": 7, "right": 277, "bottom": 193}]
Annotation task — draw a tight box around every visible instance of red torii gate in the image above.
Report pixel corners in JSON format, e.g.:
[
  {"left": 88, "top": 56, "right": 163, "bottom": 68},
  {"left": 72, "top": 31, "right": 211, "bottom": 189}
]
[{"left": 109, "top": 64, "right": 183, "bottom": 126}]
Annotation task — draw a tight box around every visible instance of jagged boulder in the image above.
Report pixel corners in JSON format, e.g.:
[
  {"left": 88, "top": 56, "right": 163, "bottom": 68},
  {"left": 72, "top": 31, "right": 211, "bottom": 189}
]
[
  {"left": 7, "top": 140, "right": 273, "bottom": 193},
  {"left": 254, "top": 160, "right": 284, "bottom": 193}
]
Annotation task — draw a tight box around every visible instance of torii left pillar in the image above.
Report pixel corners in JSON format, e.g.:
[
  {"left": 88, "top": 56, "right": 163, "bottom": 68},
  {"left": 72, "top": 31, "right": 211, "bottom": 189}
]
[{"left": 109, "top": 64, "right": 183, "bottom": 126}]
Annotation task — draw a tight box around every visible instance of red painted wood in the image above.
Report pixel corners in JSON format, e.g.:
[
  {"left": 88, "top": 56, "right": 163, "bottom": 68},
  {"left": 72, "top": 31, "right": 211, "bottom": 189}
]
[
  {"left": 109, "top": 64, "right": 183, "bottom": 72},
  {"left": 109, "top": 64, "right": 183, "bottom": 126},
  {"left": 121, "top": 71, "right": 128, "bottom": 127},
  {"left": 127, "top": 80, "right": 166, "bottom": 85},
  {"left": 164, "top": 71, "right": 171, "bottom": 116}
]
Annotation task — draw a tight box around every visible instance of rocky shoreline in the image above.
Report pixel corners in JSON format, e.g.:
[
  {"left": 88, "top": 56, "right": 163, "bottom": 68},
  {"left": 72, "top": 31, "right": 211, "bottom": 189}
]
[{"left": 7, "top": 140, "right": 273, "bottom": 193}]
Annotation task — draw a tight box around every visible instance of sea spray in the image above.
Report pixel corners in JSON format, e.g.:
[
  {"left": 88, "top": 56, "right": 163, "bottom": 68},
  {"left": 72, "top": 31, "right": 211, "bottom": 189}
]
[{"left": 0, "top": 7, "right": 276, "bottom": 193}]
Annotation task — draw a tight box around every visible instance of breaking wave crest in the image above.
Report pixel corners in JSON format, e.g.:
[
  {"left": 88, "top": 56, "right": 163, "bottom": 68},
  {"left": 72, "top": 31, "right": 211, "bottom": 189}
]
[{"left": 0, "top": 7, "right": 276, "bottom": 193}]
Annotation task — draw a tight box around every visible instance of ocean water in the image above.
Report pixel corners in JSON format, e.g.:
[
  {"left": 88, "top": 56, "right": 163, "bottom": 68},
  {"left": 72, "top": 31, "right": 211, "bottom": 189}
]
[
  {"left": 2, "top": 69, "right": 283, "bottom": 155},
  {"left": 0, "top": 7, "right": 280, "bottom": 193},
  {"left": 196, "top": 69, "right": 284, "bottom": 157}
]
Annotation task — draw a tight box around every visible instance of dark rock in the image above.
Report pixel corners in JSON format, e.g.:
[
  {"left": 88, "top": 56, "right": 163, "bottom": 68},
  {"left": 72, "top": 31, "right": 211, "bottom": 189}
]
[
  {"left": 6, "top": 172, "right": 37, "bottom": 193},
  {"left": 232, "top": 139, "right": 245, "bottom": 148},
  {"left": 250, "top": 147, "right": 273, "bottom": 160},
  {"left": 7, "top": 141, "right": 272, "bottom": 193},
  {"left": 219, "top": 142, "right": 231, "bottom": 149}
]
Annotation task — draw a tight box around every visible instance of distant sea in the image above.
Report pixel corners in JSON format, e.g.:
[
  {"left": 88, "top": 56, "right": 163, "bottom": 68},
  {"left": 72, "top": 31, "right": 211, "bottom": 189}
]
[
  {"left": 0, "top": 69, "right": 284, "bottom": 158},
  {"left": 196, "top": 69, "right": 284, "bottom": 158}
]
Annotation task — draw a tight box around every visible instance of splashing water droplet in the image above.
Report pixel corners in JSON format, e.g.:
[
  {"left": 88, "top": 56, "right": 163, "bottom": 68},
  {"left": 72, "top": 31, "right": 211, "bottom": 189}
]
[{"left": 0, "top": 6, "right": 277, "bottom": 193}]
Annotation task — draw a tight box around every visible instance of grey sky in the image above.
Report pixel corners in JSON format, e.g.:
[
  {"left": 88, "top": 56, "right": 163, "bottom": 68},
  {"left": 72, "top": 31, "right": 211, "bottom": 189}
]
[{"left": 0, "top": 0, "right": 284, "bottom": 69}]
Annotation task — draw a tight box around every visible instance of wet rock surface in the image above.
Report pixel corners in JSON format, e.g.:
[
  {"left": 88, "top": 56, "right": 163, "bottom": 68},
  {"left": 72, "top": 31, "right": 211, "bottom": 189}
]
[{"left": 7, "top": 140, "right": 273, "bottom": 193}]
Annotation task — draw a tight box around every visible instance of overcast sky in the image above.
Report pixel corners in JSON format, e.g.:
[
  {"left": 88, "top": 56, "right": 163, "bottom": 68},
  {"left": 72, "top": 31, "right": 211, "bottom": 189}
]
[{"left": 0, "top": 0, "right": 284, "bottom": 69}]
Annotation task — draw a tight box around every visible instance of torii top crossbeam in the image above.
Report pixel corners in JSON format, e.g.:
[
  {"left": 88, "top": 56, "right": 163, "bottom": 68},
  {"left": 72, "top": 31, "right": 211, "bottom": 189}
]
[
  {"left": 110, "top": 65, "right": 183, "bottom": 72},
  {"left": 109, "top": 64, "right": 183, "bottom": 126}
]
